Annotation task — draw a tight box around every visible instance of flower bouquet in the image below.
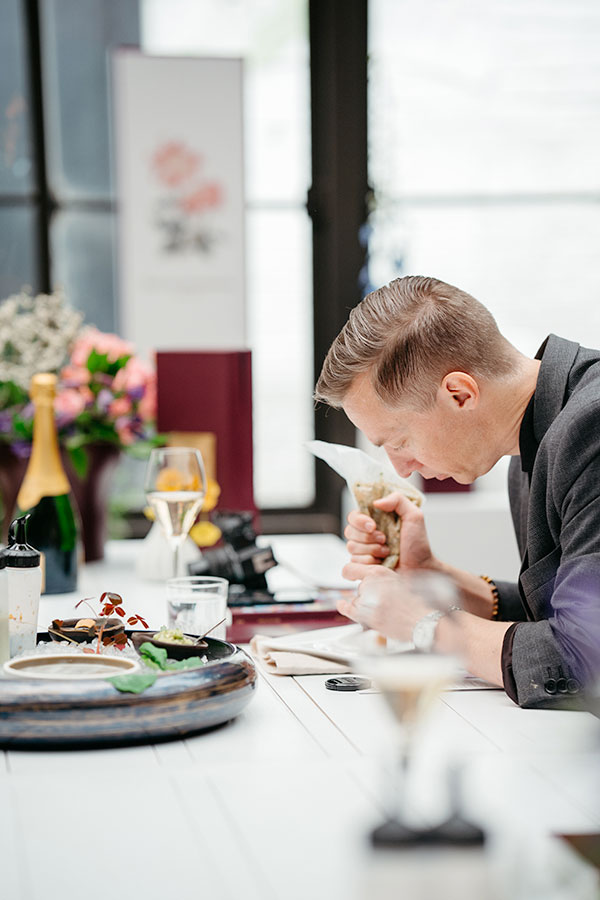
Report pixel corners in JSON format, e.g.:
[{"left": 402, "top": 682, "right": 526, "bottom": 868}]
[{"left": 0, "top": 289, "right": 162, "bottom": 557}]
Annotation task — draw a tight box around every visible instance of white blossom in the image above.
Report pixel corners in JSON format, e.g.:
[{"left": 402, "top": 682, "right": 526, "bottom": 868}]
[{"left": 0, "top": 288, "right": 84, "bottom": 390}]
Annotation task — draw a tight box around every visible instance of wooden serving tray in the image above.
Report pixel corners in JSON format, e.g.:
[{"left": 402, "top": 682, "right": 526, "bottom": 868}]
[{"left": 0, "top": 637, "right": 257, "bottom": 750}]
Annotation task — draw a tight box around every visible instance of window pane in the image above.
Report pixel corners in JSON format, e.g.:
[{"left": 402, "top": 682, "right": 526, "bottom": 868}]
[
  {"left": 368, "top": 202, "right": 600, "bottom": 356},
  {"left": 141, "top": 0, "right": 313, "bottom": 509},
  {"left": 40, "top": 0, "right": 139, "bottom": 201},
  {"left": 0, "top": 0, "right": 34, "bottom": 196},
  {"left": 0, "top": 207, "right": 38, "bottom": 297},
  {"left": 141, "top": 0, "right": 310, "bottom": 205},
  {"left": 247, "top": 208, "right": 314, "bottom": 507},
  {"left": 369, "top": 0, "right": 600, "bottom": 197},
  {"left": 51, "top": 209, "right": 116, "bottom": 332}
]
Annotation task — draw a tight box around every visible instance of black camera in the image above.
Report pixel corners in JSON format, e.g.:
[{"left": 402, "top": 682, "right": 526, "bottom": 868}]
[{"left": 187, "top": 511, "right": 277, "bottom": 590}]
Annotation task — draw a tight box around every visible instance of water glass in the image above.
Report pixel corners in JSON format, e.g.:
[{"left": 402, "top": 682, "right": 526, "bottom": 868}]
[{"left": 166, "top": 575, "right": 229, "bottom": 640}]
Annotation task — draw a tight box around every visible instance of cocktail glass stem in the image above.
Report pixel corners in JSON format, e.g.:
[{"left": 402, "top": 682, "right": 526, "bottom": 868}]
[{"left": 391, "top": 727, "right": 412, "bottom": 823}]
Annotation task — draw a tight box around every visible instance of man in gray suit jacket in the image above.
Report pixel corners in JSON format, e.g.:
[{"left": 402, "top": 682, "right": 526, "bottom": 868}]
[{"left": 315, "top": 275, "right": 600, "bottom": 708}]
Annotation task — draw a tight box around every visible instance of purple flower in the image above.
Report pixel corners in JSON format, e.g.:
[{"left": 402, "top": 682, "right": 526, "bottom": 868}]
[
  {"left": 96, "top": 389, "right": 113, "bottom": 412},
  {"left": 11, "top": 440, "right": 32, "bottom": 459},
  {"left": 128, "top": 385, "right": 145, "bottom": 402},
  {"left": 0, "top": 412, "right": 12, "bottom": 433},
  {"left": 55, "top": 410, "right": 75, "bottom": 429}
]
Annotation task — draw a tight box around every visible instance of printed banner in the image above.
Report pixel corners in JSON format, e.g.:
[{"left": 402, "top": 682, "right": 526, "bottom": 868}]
[{"left": 112, "top": 50, "right": 246, "bottom": 359}]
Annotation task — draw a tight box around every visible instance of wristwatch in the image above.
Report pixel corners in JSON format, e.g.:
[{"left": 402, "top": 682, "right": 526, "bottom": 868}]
[{"left": 412, "top": 610, "right": 445, "bottom": 652}]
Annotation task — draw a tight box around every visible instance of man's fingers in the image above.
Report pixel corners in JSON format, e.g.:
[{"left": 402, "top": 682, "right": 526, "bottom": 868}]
[
  {"left": 336, "top": 592, "right": 378, "bottom": 630},
  {"left": 336, "top": 594, "right": 358, "bottom": 620},
  {"left": 342, "top": 561, "right": 380, "bottom": 581},
  {"left": 373, "top": 492, "right": 423, "bottom": 518},
  {"left": 346, "top": 539, "right": 389, "bottom": 559},
  {"left": 347, "top": 510, "right": 378, "bottom": 533}
]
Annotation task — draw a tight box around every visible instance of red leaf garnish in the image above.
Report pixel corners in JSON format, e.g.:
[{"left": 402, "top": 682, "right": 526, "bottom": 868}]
[
  {"left": 75, "top": 597, "right": 96, "bottom": 609},
  {"left": 71, "top": 590, "right": 145, "bottom": 652}
]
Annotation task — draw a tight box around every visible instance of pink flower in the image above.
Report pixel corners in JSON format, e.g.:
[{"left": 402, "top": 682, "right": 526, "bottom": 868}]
[
  {"left": 60, "top": 364, "right": 90, "bottom": 387},
  {"left": 152, "top": 142, "right": 200, "bottom": 187},
  {"left": 54, "top": 388, "right": 87, "bottom": 422},
  {"left": 71, "top": 327, "right": 134, "bottom": 367},
  {"left": 109, "top": 396, "right": 132, "bottom": 418},
  {"left": 113, "top": 356, "right": 154, "bottom": 394},
  {"left": 116, "top": 419, "right": 136, "bottom": 445},
  {"left": 138, "top": 378, "right": 157, "bottom": 422}
]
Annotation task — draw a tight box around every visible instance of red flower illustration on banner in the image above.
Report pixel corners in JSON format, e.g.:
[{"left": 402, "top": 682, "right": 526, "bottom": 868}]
[
  {"left": 152, "top": 142, "right": 200, "bottom": 187},
  {"left": 151, "top": 139, "right": 224, "bottom": 254},
  {"left": 178, "top": 183, "right": 222, "bottom": 214}
]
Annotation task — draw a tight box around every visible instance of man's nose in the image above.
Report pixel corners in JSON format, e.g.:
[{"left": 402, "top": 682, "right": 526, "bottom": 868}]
[
  {"left": 387, "top": 449, "right": 418, "bottom": 478},
  {"left": 394, "top": 462, "right": 417, "bottom": 478}
]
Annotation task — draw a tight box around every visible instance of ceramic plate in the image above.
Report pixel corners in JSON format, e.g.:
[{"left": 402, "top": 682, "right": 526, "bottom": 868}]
[{"left": 3, "top": 653, "right": 140, "bottom": 680}]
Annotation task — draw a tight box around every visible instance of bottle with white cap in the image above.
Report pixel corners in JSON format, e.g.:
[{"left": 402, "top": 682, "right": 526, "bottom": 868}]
[
  {"left": 5, "top": 515, "right": 42, "bottom": 657},
  {"left": 0, "top": 550, "right": 8, "bottom": 664}
]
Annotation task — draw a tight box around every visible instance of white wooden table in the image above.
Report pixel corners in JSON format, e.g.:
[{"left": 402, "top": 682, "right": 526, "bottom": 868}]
[{"left": 1, "top": 538, "right": 599, "bottom": 900}]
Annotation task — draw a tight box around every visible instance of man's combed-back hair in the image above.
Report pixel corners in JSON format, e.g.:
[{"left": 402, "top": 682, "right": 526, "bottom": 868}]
[{"left": 315, "top": 276, "right": 517, "bottom": 409}]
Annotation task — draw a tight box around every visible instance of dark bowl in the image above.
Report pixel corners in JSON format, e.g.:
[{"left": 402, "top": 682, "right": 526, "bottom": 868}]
[
  {"left": 48, "top": 617, "right": 125, "bottom": 644},
  {"left": 130, "top": 630, "right": 237, "bottom": 662}
]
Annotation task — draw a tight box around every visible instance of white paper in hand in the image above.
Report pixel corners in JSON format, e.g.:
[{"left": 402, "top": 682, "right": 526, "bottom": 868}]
[
  {"left": 307, "top": 439, "right": 424, "bottom": 570},
  {"left": 306, "top": 439, "right": 424, "bottom": 507}
]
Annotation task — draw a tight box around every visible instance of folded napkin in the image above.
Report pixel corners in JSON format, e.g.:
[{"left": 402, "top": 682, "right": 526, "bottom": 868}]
[{"left": 249, "top": 632, "right": 352, "bottom": 676}]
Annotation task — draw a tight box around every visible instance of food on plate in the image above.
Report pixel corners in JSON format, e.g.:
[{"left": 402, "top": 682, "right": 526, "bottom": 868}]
[{"left": 152, "top": 627, "right": 195, "bottom": 645}]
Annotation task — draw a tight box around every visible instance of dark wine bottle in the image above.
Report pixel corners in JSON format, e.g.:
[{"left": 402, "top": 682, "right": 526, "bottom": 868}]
[{"left": 17, "top": 373, "right": 79, "bottom": 594}]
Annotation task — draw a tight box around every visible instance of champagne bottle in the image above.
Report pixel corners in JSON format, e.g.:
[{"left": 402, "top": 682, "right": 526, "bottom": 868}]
[{"left": 17, "top": 373, "right": 78, "bottom": 594}]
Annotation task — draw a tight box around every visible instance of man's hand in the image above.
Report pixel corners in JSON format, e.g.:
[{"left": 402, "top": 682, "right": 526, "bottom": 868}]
[
  {"left": 336, "top": 567, "right": 431, "bottom": 641},
  {"left": 343, "top": 492, "right": 436, "bottom": 581}
]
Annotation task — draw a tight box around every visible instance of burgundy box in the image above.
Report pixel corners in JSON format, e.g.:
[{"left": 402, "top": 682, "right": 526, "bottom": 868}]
[
  {"left": 227, "top": 603, "right": 347, "bottom": 644},
  {"left": 156, "top": 350, "right": 255, "bottom": 512}
]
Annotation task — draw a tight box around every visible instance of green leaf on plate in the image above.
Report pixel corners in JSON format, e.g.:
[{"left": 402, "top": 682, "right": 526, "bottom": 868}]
[
  {"left": 107, "top": 673, "right": 157, "bottom": 694},
  {"left": 165, "top": 657, "right": 206, "bottom": 671},
  {"left": 139, "top": 642, "right": 169, "bottom": 669}
]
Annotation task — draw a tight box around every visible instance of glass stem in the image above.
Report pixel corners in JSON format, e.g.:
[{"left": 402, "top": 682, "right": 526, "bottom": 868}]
[
  {"left": 172, "top": 538, "right": 182, "bottom": 578},
  {"left": 392, "top": 728, "right": 413, "bottom": 824}
]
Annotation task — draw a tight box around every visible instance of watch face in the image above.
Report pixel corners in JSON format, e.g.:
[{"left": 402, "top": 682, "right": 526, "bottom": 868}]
[{"left": 412, "top": 618, "right": 433, "bottom": 652}]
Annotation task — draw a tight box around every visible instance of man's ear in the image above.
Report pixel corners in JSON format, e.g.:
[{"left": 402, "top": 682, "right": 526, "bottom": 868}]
[{"left": 440, "top": 372, "right": 479, "bottom": 409}]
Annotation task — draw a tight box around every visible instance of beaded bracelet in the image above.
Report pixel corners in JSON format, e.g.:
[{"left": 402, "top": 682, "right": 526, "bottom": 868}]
[{"left": 480, "top": 574, "right": 499, "bottom": 620}]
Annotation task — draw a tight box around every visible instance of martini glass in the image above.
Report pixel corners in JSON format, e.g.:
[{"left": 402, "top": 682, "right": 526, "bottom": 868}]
[
  {"left": 144, "top": 447, "right": 206, "bottom": 578},
  {"left": 355, "top": 570, "right": 485, "bottom": 847}
]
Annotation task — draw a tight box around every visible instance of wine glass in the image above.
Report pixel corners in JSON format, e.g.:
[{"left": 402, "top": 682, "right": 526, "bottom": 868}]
[
  {"left": 144, "top": 447, "right": 206, "bottom": 579},
  {"left": 354, "top": 570, "right": 483, "bottom": 846}
]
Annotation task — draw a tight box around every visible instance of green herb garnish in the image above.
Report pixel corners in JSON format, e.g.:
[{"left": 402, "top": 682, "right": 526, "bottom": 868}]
[{"left": 106, "top": 641, "right": 206, "bottom": 693}]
